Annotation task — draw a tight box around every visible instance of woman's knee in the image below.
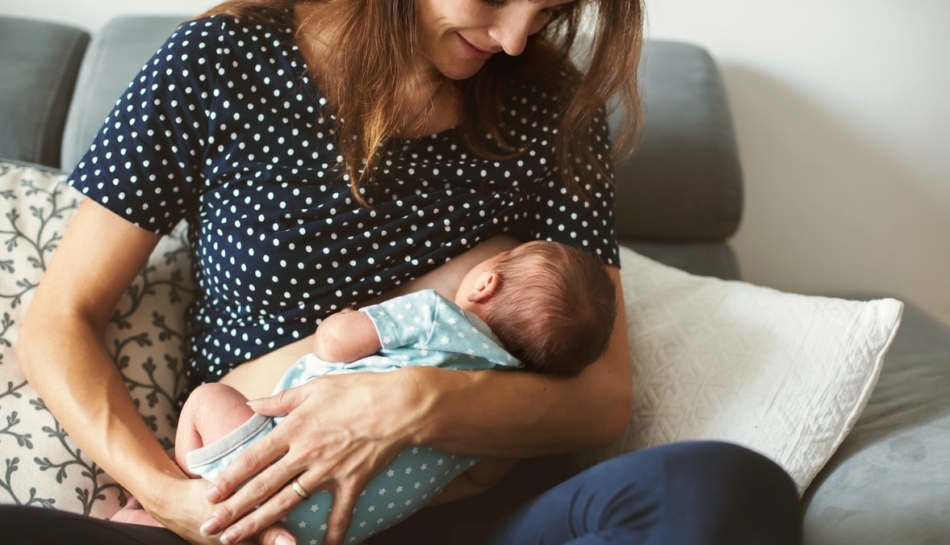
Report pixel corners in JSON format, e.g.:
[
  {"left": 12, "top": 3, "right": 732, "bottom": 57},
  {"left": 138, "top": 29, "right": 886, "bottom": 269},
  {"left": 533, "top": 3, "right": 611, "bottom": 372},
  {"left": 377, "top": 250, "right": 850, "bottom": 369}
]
[
  {"left": 580, "top": 442, "right": 801, "bottom": 545},
  {"left": 656, "top": 441, "right": 802, "bottom": 545}
]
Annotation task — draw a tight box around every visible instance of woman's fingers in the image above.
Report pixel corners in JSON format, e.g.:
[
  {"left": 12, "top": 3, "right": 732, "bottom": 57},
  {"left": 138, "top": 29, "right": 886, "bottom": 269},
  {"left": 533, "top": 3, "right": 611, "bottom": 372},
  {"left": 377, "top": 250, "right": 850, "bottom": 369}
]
[
  {"left": 322, "top": 482, "right": 361, "bottom": 545},
  {"left": 204, "top": 458, "right": 298, "bottom": 540},
  {"left": 207, "top": 428, "right": 292, "bottom": 504},
  {"left": 220, "top": 387, "right": 315, "bottom": 506},
  {"left": 206, "top": 419, "right": 345, "bottom": 537},
  {"left": 246, "top": 386, "right": 309, "bottom": 418},
  {"left": 204, "top": 373, "right": 420, "bottom": 544},
  {"left": 217, "top": 483, "right": 305, "bottom": 544},
  {"left": 254, "top": 524, "right": 299, "bottom": 545}
]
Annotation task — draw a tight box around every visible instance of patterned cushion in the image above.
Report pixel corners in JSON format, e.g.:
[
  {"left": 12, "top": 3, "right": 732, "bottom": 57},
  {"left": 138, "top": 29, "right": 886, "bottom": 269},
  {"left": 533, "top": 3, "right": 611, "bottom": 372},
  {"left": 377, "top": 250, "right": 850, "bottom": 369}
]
[
  {"left": 573, "top": 247, "right": 904, "bottom": 493},
  {"left": 0, "top": 160, "right": 192, "bottom": 517}
]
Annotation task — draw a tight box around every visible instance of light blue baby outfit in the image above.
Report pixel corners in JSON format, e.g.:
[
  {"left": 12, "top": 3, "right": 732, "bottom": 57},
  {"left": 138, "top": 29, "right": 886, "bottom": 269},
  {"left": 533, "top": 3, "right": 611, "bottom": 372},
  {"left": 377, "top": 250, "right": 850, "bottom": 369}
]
[{"left": 185, "top": 289, "right": 521, "bottom": 544}]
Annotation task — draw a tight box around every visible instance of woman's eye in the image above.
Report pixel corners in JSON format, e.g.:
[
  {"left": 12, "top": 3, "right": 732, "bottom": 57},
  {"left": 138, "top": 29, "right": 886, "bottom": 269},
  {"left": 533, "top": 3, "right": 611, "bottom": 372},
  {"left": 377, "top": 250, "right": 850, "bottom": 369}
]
[{"left": 539, "top": 5, "right": 567, "bottom": 19}]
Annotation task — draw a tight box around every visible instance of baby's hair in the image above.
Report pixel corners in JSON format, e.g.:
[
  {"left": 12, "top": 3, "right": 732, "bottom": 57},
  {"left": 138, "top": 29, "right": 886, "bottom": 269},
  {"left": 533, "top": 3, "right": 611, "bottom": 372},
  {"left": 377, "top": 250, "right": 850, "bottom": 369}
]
[{"left": 485, "top": 241, "right": 617, "bottom": 377}]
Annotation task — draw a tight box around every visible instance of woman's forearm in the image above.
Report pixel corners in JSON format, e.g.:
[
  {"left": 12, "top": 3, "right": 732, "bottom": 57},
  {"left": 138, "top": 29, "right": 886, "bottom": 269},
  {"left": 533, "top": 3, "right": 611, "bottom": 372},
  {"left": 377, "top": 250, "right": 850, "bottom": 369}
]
[
  {"left": 18, "top": 310, "right": 187, "bottom": 504},
  {"left": 407, "top": 267, "right": 633, "bottom": 457},
  {"left": 408, "top": 356, "right": 631, "bottom": 457},
  {"left": 20, "top": 309, "right": 225, "bottom": 544},
  {"left": 16, "top": 199, "right": 188, "bottom": 513}
]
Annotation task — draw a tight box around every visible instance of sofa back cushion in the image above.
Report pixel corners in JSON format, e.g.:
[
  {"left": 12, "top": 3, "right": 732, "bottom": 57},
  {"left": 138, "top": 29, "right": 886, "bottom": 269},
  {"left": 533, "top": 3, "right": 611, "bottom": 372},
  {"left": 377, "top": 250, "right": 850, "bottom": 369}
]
[
  {"left": 0, "top": 17, "right": 89, "bottom": 168},
  {"left": 61, "top": 15, "right": 188, "bottom": 171}
]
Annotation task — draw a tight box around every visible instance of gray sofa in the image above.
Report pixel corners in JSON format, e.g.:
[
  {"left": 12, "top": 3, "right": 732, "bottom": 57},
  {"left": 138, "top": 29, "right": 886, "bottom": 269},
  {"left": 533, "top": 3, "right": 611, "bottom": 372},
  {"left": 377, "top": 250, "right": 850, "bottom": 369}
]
[{"left": 2, "top": 13, "right": 948, "bottom": 544}]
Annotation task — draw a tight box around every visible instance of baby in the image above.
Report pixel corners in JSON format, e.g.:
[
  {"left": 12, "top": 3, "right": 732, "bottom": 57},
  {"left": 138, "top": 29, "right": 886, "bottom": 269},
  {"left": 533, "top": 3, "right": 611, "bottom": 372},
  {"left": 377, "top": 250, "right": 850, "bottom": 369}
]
[{"left": 120, "top": 240, "right": 617, "bottom": 544}]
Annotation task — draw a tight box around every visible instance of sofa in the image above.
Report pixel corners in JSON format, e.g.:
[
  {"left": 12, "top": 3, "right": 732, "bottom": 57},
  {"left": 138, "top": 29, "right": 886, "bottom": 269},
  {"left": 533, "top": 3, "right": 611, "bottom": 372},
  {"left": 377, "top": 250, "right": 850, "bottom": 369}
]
[{"left": 1, "top": 13, "right": 948, "bottom": 544}]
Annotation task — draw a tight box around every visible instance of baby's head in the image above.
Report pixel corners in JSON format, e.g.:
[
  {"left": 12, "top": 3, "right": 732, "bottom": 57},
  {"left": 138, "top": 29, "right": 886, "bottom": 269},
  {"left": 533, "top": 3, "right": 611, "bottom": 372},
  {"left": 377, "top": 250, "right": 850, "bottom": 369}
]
[{"left": 457, "top": 241, "right": 617, "bottom": 377}]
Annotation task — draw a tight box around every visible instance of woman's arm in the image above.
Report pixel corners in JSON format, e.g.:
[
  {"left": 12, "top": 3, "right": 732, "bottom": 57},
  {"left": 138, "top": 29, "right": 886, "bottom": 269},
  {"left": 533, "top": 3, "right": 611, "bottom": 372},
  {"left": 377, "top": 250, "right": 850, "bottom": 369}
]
[
  {"left": 409, "top": 265, "right": 633, "bottom": 455},
  {"left": 199, "top": 239, "right": 633, "bottom": 545},
  {"left": 16, "top": 200, "right": 285, "bottom": 544}
]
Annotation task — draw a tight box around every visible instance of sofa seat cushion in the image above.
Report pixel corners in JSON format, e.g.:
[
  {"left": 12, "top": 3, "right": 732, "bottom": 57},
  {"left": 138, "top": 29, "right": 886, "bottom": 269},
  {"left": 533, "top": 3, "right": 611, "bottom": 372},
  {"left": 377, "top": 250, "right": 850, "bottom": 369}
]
[{"left": 803, "top": 300, "right": 950, "bottom": 544}]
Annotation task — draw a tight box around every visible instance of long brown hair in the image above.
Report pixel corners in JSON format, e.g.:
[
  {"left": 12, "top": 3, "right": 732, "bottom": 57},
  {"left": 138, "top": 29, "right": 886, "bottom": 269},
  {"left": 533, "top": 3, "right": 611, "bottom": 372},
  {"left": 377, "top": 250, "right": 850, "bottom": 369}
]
[{"left": 195, "top": 0, "right": 644, "bottom": 204}]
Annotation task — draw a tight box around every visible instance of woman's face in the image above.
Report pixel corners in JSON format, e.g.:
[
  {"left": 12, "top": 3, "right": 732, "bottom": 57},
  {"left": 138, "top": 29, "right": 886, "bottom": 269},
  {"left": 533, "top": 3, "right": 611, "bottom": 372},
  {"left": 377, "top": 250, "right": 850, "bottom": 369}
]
[{"left": 415, "top": 0, "right": 577, "bottom": 80}]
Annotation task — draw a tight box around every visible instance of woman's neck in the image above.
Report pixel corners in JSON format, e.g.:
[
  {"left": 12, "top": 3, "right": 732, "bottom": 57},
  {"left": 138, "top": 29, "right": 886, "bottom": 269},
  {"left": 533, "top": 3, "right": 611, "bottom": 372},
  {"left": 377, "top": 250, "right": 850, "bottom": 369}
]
[{"left": 293, "top": 3, "right": 460, "bottom": 138}]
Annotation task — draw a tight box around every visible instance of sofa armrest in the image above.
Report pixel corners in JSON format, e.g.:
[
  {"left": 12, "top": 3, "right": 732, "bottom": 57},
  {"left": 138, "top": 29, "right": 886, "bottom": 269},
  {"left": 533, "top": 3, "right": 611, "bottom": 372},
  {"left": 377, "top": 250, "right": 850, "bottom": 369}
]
[
  {"left": 0, "top": 16, "right": 89, "bottom": 168},
  {"left": 611, "top": 40, "right": 743, "bottom": 243}
]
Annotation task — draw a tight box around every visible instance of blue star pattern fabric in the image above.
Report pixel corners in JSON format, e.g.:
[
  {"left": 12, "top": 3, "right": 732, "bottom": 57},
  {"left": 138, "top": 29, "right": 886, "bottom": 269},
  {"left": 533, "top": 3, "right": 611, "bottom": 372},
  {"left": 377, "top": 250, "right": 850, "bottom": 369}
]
[
  {"left": 64, "top": 11, "right": 619, "bottom": 393},
  {"left": 185, "top": 290, "right": 521, "bottom": 544},
  {"left": 356, "top": 289, "right": 519, "bottom": 372}
]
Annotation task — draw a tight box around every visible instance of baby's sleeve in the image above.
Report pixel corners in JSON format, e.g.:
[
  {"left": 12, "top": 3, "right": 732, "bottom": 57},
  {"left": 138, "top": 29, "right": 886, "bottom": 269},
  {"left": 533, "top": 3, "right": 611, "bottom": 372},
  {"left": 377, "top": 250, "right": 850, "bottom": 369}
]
[
  {"left": 361, "top": 290, "right": 520, "bottom": 370},
  {"left": 359, "top": 290, "right": 443, "bottom": 350}
]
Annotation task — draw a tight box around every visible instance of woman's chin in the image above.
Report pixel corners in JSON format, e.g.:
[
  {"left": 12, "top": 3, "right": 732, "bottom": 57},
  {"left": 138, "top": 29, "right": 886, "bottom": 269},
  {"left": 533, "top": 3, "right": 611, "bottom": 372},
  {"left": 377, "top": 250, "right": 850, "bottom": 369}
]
[{"left": 437, "top": 60, "right": 488, "bottom": 81}]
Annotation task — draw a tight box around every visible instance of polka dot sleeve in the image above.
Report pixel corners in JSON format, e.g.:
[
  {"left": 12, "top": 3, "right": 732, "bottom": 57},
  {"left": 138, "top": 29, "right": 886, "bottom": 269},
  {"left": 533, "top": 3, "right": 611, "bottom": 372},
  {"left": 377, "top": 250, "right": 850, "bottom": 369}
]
[{"left": 67, "top": 19, "right": 218, "bottom": 234}]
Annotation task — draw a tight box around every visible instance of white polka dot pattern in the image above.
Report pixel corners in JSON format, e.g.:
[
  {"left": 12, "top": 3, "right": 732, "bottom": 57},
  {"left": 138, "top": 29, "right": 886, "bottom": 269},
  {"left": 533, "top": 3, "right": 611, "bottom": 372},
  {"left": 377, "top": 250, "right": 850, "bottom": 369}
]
[{"left": 66, "top": 12, "right": 619, "bottom": 388}]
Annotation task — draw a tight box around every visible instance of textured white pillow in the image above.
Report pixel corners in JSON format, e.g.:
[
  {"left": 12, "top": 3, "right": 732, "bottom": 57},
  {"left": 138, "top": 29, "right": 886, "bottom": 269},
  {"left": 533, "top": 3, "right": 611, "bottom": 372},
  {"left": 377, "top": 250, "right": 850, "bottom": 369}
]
[
  {"left": 574, "top": 246, "right": 903, "bottom": 494},
  {"left": 0, "top": 160, "right": 193, "bottom": 517}
]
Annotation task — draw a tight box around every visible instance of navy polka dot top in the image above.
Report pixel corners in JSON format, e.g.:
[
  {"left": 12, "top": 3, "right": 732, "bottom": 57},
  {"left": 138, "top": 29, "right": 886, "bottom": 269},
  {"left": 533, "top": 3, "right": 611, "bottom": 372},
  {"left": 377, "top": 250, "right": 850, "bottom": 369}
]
[{"left": 67, "top": 13, "right": 619, "bottom": 388}]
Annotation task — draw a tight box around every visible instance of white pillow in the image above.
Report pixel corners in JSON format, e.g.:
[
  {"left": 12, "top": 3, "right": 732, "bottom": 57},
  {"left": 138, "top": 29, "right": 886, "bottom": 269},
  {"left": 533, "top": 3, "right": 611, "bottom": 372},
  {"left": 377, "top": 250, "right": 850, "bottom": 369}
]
[
  {"left": 573, "top": 246, "right": 903, "bottom": 493},
  {"left": 0, "top": 160, "right": 193, "bottom": 517}
]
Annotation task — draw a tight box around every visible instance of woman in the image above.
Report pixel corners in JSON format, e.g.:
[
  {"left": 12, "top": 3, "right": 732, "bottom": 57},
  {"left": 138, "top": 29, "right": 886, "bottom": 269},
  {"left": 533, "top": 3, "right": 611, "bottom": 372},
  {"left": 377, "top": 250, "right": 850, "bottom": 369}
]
[{"left": 8, "top": 0, "right": 802, "bottom": 544}]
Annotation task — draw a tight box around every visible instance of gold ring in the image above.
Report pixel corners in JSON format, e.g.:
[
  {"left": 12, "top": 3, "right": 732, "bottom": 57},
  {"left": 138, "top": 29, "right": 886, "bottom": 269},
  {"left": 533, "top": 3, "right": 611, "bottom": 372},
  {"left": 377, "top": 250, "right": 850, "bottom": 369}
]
[{"left": 291, "top": 478, "right": 311, "bottom": 501}]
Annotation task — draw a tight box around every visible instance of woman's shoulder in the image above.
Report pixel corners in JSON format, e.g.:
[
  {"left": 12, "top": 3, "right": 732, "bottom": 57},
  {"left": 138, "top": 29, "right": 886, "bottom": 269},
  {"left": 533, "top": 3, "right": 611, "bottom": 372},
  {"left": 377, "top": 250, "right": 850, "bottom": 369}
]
[
  {"left": 149, "top": 11, "right": 303, "bottom": 89},
  {"left": 164, "top": 11, "right": 296, "bottom": 55}
]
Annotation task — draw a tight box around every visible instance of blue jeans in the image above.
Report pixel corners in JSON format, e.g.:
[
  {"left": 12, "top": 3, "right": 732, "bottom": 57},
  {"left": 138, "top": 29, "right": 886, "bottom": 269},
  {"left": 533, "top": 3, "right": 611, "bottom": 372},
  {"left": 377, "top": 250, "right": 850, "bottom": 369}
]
[{"left": 0, "top": 441, "right": 802, "bottom": 545}]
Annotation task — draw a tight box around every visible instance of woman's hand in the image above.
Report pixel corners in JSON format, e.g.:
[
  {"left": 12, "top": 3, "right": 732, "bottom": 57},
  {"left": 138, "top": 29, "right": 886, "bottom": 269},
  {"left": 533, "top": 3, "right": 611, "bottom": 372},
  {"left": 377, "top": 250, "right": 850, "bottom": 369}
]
[
  {"left": 138, "top": 472, "right": 294, "bottom": 545},
  {"left": 199, "top": 369, "right": 427, "bottom": 545}
]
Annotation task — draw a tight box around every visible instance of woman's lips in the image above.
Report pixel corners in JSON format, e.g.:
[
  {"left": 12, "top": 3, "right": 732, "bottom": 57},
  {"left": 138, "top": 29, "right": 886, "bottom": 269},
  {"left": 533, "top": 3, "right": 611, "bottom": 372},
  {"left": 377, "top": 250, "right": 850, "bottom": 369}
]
[{"left": 456, "top": 33, "right": 494, "bottom": 62}]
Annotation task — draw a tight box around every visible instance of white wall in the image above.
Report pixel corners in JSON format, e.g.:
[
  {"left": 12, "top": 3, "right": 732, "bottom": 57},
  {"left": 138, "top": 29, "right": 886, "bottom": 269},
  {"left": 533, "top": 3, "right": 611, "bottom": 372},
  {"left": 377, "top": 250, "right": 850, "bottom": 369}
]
[
  {"left": 647, "top": 0, "right": 950, "bottom": 324},
  {"left": 644, "top": 0, "right": 950, "bottom": 327},
  {"left": 3, "top": 0, "right": 948, "bottom": 326}
]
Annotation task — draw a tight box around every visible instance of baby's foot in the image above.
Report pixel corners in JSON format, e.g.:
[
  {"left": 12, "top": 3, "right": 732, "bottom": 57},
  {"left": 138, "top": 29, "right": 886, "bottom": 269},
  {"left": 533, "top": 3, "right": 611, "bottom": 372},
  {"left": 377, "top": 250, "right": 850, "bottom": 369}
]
[{"left": 110, "top": 497, "right": 165, "bottom": 527}]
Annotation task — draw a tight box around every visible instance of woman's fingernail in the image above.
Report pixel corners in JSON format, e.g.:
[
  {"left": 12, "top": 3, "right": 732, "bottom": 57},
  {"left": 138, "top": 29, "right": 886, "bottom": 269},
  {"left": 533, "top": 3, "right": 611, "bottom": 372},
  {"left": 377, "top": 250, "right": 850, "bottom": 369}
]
[
  {"left": 220, "top": 528, "right": 239, "bottom": 545},
  {"left": 200, "top": 516, "right": 220, "bottom": 537},
  {"left": 275, "top": 535, "right": 296, "bottom": 545},
  {"left": 206, "top": 484, "right": 222, "bottom": 503}
]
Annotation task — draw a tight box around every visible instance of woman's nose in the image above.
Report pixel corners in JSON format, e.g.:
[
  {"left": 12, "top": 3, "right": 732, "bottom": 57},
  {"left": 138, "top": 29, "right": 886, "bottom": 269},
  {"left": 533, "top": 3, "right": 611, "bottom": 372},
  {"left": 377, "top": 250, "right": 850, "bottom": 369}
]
[{"left": 486, "top": 12, "right": 536, "bottom": 56}]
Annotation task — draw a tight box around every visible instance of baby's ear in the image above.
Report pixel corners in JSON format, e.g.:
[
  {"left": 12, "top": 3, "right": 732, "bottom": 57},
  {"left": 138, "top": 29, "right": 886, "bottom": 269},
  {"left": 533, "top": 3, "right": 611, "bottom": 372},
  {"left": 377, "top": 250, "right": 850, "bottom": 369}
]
[{"left": 468, "top": 271, "right": 500, "bottom": 303}]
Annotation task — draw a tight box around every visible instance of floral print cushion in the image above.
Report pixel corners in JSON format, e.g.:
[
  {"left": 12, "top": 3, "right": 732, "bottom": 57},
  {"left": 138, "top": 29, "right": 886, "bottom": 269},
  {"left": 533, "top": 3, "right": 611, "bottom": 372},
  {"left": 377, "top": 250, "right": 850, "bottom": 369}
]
[{"left": 0, "top": 160, "right": 193, "bottom": 517}]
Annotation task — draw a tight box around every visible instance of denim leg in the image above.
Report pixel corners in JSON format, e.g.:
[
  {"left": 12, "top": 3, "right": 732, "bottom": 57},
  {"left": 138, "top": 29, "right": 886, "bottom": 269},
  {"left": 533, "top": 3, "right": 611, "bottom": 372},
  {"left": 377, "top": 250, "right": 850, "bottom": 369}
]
[{"left": 489, "top": 441, "right": 802, "bottom": 545}]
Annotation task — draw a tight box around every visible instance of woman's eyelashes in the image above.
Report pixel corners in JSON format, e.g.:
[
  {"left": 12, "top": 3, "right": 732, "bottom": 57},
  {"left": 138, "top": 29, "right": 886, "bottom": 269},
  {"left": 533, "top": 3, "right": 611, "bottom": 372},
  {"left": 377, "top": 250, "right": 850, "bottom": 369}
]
[{"left": 479, "top": 0, "right": 568, "bottom": 19}]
